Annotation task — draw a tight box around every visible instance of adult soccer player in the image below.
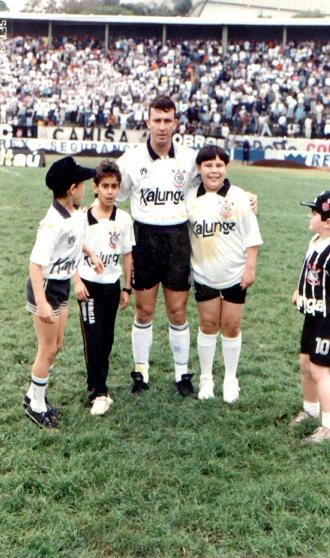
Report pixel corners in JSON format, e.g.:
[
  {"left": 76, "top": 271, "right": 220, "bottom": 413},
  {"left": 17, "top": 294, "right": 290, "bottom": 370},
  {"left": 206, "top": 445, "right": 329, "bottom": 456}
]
[{"left": 117, "top": 95, "right": 256, "bottom": 396}]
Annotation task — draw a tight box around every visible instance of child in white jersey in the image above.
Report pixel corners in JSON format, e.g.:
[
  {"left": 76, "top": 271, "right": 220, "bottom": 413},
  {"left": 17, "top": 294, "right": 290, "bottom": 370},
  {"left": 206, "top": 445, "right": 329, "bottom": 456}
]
[
  {"left": 291, "top": 191, "right": 330, "bottom": 443},
  {"left": 74, "top": 160, "right": 135, "bottom": 416},
  {"left": 24, "top": 156, "right": 103, "bottom": 430},
  {"left": 186, "top": 145, "right": 263, "bottom": 403}
]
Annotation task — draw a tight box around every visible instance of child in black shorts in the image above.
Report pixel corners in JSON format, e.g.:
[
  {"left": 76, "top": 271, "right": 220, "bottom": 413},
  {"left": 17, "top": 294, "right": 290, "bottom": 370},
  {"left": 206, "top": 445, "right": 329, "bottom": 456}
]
[
  {"left": 292, "top": 191, "right": 330, "bottom": 443},
  {"left": 24, "top": 156, "right": 102, "bottom": 429}
]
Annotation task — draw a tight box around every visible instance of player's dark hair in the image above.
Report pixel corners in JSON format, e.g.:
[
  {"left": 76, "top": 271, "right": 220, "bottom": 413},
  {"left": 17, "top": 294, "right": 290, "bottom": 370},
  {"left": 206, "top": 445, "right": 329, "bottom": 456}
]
[
  {"left": 94, "top": 160, "right": 122, "bottom": 185},
  {"left": 196, "top": 145, "right": 230, "bottom": 166},
  {"left": 149, "top": 95, "right": 177, "bottom": 117}
]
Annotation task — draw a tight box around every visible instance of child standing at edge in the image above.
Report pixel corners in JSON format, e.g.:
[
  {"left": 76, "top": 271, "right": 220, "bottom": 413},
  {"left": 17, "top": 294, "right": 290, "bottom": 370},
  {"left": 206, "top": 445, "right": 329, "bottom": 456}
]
[
  {"left": 74, "top": 160, "right": 135, "bottom": 416},
  {"left": 25, "top": 156, "right": 103, "bottom": 430},
  {"left": 186, "top": 146, "right": 262, "bottom": 402},
  {"left": 291, "top": 191, "right": 330, "bottom": 443}
]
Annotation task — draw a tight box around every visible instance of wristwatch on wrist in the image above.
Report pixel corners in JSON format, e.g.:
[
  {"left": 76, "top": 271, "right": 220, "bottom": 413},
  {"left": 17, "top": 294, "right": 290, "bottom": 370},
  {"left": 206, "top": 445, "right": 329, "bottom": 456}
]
[{"left": 122, "top": 287, "right": 132, "bottom": 295}]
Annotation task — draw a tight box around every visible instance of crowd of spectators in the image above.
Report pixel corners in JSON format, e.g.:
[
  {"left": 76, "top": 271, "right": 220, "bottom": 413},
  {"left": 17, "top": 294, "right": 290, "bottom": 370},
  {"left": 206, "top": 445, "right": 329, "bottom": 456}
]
[{"left": 1, "top": 33, "right": 330, "bottom": 139}]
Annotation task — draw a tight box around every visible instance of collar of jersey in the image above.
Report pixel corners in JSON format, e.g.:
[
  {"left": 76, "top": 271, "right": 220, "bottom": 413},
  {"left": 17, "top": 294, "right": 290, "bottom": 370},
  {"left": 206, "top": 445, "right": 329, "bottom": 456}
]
[
  {"left": 52, "top": 199, "right": 79, "bottom": 219},
  {"left": 87, "top": 205, "right": 117, "bottom": 225},
  {"left": 197, "top": 178, "right": 231, "bottom": 197},
  {"left": 147, "top": 138, "right": 175, "bottom": 160}
]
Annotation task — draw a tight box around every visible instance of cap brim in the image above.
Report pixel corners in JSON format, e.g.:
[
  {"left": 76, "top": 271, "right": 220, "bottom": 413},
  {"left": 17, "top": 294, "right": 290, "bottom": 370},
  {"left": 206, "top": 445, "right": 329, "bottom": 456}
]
[
  {"left": 76, "top": 167, "right": 96, "bottom": 182},
  {"left": 300, "top": 201, "right": 316, "bottom": 209}
]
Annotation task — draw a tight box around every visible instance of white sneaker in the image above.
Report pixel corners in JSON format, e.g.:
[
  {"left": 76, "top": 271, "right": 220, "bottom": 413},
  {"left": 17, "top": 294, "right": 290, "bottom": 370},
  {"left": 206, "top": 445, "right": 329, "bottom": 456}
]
[
  {"left": 303, "top": 425, "right": 330, "bottom": 444},
  {"left": 223, "top": 377, "right": 240, "bottom": 404},
  {"left": 90, "top": 395, "right": 113, "bottom": 416},
  {"left": 198, "top": 380, "right": 214, "bottom": 400}
]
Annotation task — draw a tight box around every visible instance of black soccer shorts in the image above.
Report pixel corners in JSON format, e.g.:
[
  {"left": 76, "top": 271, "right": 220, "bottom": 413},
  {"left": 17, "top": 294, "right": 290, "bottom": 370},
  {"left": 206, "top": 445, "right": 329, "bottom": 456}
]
[
  {"left": 132, "top": 221, "right": 191, "bottom": 291},
  {"left": 26, "top": 276, "right": 71, "bottom": 317},
  {"left": 194, "top": 281, "right": 247, "bottom": 304},
  {"left": 300, "top": 313, "right": 330, "bottom": 366}
]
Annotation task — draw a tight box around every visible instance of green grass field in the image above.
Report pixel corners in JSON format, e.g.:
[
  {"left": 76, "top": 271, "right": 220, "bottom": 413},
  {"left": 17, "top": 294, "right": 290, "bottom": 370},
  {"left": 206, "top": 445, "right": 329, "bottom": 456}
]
[{"left": 1, "top": 158, "right": 330, "bottom": 558}]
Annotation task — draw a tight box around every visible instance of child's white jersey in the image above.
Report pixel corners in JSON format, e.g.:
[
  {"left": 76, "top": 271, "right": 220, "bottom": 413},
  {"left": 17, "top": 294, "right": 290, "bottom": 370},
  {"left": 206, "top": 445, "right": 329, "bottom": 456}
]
[
  {"left": 186, "top": 180, "right": 263, "bottom": 289},
  {"left": 79, "top": 206, "right": 135, "bottom": 284},
  {"left": 30, "top": 200, "right": 86, "bottom": 280},
  {"left": 117, "top": 140, "right": 198, "bottom": 225}
]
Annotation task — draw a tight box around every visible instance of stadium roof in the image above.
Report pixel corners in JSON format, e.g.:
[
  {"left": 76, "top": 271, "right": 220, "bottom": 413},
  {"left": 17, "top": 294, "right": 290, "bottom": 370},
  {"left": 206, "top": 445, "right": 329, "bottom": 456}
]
[{"left": 3, "top": 11, "right": 330, "bottom": 26}]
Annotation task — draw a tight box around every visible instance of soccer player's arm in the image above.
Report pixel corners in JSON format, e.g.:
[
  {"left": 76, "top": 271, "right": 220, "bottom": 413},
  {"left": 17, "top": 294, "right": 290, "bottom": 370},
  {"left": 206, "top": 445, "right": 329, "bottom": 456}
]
[
  {"left": 120, "top": 215, "right": 135, "bottom": 310},
  {"left": 117, "top": 152, "right": 133, "bottom": 203},
  {"left": 29, "top": 262, "right": 55, "bottom": 323}
]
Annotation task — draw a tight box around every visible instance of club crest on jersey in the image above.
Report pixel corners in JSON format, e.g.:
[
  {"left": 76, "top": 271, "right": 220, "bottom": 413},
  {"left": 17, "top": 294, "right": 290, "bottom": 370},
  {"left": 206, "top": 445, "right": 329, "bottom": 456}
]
[
  {"left": 307, "top": 265, "right": 321, "bottom": 286},
  {"left": 67, "top": 234, "right": 76, "bottom": 246},
  {"left": 109, "top": 231, "right": 120, "bottom": 249},
  {"left": 219, "top": 200, "right": 232, "bottom": 220},
  {"left": 172, "top": 169, "right": 185, "bottom": 189},
  {"left": 140, "top": 167, "right": 148, "bottom": 178}
]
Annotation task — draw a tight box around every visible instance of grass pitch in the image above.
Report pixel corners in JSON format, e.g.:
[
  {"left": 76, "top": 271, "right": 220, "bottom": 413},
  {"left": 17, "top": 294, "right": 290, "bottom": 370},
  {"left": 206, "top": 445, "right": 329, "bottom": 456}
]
[{"left": 1, "top": 159, "right": 330, "bottom": 558}]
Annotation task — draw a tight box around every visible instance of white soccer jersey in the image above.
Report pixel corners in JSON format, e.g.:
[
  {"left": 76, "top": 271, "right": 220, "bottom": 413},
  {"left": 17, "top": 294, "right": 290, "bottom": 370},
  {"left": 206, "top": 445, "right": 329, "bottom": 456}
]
[
  {"left": 186, "top": 180, "right": 263, "bottom": 289},
  {"left": 117, "top": 140, "right": 198, "bottom": 225},
  {"left": 30, "top": 200, "right": 86, "bottom": 280},
  {"left": 79, "top": 206, "right": 135, "bottom": 284}
]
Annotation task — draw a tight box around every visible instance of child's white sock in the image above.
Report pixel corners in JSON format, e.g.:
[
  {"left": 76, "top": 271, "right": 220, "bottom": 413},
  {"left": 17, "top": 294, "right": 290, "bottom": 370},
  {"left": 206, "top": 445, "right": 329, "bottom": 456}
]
[
  {"left": 321, "top": 411, "right": 330, "bottom": 429},
  {"left": 221, "top": 333, "right": 242, "bottom": 379},
  {"left": 303, "top": 400, "right": 320, "bottom": 418},
  {"left": 197, "top": 329, "right": 218, "bottom": 384},
  {"left": 30, "top": 374, "right": 49, "bottom": 413}
]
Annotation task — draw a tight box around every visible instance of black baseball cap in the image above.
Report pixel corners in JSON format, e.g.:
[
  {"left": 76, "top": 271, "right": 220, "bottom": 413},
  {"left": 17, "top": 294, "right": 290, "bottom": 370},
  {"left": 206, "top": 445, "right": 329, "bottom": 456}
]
[
  {"left": 45, "top": 156, "right": 96, "bottom": 194},
  {"left": 301, "top": 191, "right": 330, "bottom": 220}
]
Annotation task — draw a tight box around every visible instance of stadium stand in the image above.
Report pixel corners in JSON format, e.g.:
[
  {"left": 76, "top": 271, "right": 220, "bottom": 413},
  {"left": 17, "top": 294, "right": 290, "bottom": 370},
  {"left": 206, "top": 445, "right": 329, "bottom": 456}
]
[{"left": 2, "top": 33, "right": 329, "bottom": 139}]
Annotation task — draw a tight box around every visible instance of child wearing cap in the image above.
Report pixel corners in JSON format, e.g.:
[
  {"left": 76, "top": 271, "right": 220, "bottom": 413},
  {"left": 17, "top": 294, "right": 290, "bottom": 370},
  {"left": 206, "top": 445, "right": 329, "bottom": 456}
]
[
  {"left": 291, "top": 191, "right": 330, "bottom": 443},
  {"left": 73, "top": 160, "right": 135, "bottom": 416},
  {"left": 24, "top": 156, "right": 103, "bottom": 430}
]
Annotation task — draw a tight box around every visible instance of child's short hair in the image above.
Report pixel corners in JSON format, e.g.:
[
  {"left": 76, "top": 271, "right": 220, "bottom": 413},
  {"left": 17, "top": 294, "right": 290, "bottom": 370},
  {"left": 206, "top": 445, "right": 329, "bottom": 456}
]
[
  {"left": 149, "top": 96, "right": 177, "bottom": 117},
  {"left": 94, "top": 160, "right": 122, "bottom": 185},
  {"left": 46, "top": 156, "right": 95, "bottom": 198},
  {"left": 196, "top": 146, "right": 229, "bottom": 167}
]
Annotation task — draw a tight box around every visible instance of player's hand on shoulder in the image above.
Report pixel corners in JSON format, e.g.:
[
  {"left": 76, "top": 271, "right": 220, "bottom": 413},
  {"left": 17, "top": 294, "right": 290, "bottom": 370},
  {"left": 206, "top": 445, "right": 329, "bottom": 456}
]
[{"left": 247, "top": 191, "right": 258, "bottom": 214}]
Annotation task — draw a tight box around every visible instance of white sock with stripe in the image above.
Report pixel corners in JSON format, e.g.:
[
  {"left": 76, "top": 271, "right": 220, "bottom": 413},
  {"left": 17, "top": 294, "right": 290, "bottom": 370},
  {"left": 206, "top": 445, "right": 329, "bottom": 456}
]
[
  {"left": 132, "top": 320, "right": 152, "bottom": 383},
  {"left": 169, "top": 321, "right": 190, "bottom": 382},
  {"left": 30, "top": 374, "right": 48, "bottom": 413}
]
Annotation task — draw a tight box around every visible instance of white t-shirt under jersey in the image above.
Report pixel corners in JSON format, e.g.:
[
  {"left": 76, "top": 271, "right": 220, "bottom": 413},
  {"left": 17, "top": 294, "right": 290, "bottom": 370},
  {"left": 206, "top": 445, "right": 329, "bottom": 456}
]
[{"left": 186, "top": 181, "right": 263, "bottom": 290}]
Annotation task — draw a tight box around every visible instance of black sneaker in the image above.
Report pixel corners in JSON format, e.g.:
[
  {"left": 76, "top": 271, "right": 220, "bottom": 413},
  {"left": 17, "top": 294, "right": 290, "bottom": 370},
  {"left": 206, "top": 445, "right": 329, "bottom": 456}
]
[
  {"left": 26, "top": 405, "right": 59, "bottom": 430},
  {"left": 131, "top": 371, "right": 149, "bottom": 394},
  {"left": 176, "top": 373, "right": 196, "bottom": 397},
  {"left": 23, "top": 395, "right": 62, "bottom": 418}
]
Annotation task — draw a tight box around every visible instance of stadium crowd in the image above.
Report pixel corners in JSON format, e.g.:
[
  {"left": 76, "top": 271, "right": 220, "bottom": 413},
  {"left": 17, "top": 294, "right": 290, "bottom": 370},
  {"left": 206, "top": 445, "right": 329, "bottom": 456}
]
[{"left": 1, "top": 34, "right": 330, "bottom": 139}]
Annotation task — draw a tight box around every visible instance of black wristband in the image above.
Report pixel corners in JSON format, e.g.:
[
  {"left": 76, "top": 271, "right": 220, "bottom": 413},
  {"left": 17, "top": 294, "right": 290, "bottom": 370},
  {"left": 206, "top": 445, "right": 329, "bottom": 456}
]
[{"left": 122, "top": 287, "right": 132, "bottom": 295}]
